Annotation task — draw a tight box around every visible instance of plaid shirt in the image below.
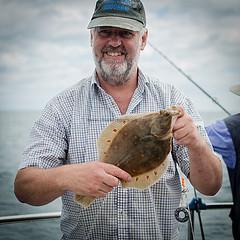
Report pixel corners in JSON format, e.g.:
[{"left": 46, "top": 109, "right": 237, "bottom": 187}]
[{"left": 21, "top": 70, "right": 210, "bottom": 239}]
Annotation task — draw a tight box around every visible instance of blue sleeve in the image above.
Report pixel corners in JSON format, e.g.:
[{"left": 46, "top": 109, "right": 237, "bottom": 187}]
[{"left": 206, "top": 120, "right": 236, "bottom": 169}]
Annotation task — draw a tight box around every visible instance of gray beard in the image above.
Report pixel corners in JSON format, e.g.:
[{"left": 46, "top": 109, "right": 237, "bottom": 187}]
[{"left": 94, "top": 54, "right": 138, "bottom": 86}]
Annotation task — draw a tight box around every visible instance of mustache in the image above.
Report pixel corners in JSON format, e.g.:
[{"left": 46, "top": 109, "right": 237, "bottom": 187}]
[{"left": 102, "top": 46, "right": 127, "bottom": 55}]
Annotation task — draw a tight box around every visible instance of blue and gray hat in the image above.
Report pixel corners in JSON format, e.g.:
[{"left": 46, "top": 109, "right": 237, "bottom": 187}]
[{"left": 88, "top": 0, "right": 146, "bottom": 31}]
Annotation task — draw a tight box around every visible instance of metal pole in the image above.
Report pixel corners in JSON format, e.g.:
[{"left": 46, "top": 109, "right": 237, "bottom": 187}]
[
  {"left": 188, "top": 209, "right": 195, "bottom": 240},
  {"left": 0, "top": 212, "right": 61, "bottom": 224}
]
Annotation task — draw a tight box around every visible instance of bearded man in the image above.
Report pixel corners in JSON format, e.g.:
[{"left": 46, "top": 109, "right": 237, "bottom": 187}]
[{"left": 15, "top": 0, "right": 222, "bottom": 239}]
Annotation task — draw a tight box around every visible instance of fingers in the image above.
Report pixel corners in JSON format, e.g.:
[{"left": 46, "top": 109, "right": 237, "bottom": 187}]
[
  {"left": 103, "top": 163, "right": 132, "bottom": 182},
  {"left": 83, "top": 179, "right": 114, "bottom": 198},
  {"left": 174, "top": 127, "right": 189, "bottom": 142},
  {"left": 88, "top": 186, "right": 111, "bottom": 198},
  {"left": 78, "top": 162, "right": 131, "bottom": 198},
  {"left": 173, "top": 105, "right": 186, "bottom": 131},
  {"left": 93, "top": 164, "right": 132, "bottom": 197},
  {"left": 91, "top": 163, "right": 132, "bottom": 197},
  {"left": 173, "top": 106, "right": 186, "bottom": 132},
  {"left": 173, "top": 105, "right": 200, "bottom": 147},
  {"left": 94, "top": 183, "right": 114, "bottom": 197},
  {"left": 102, "top": 173, "right": 119, "bottom": 188},
  {"left": 175, "top": 105, "right": 184, "bottom": 118},
  {"left": 100, "top": 183, "right": 114, "bottom": 193}
]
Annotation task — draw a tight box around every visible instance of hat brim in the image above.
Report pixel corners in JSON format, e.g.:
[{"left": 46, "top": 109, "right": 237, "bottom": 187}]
[
  {"left": 230, "top": 84, "right": 240, "bottom": 96},
  {"left": 87, "top": 16, "right": 144, "bottom": 31}
]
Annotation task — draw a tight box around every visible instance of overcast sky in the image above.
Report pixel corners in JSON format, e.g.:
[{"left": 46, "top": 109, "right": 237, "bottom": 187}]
[{"left": 0, "top": 0, "right": 239, "bottom": 116}]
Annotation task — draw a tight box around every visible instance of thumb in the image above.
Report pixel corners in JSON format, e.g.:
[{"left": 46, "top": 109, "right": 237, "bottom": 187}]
[{"left": 175, "top": 105, "right": 184, "bottom": 118}]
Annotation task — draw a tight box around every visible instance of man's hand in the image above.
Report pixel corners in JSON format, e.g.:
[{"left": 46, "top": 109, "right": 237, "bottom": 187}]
[
  {"left": 14, "top": 162, "right": 132, "bottom": 206},
  {"left": 172, "top": 105, "right": 222, "bottom": 195},
  {"left": 173, "top": 105, "right": 204, "bottom": 152},
  {"left": 61, "top": 162, "right": 132, "bottom": 197}
]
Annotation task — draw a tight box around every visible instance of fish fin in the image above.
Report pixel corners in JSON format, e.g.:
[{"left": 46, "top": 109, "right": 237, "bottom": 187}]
[
  {"left": 121, "top": 157, "right": 169, "bottom": 190},
  {"left": 118, "top": 112, "right": 153, "bottom": 120},
  {"left": 74, "top": 194, "right": 97, "bottom": 208},
  {"left": 97, "top": 118, "right": 131, "bottom": 160}
]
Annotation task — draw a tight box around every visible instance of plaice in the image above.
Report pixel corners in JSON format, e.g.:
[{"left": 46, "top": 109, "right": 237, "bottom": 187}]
[{"left": 75, "top": 106, "right": 181, "bottom": 208}]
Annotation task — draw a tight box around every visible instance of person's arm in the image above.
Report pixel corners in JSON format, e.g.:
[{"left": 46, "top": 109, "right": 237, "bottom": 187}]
[
  {"left": 14, "top": 99, "right": 131, "bottom": 206},
  {"left": 14, "top": 161, "right": 132, "bottom": 206},
  {"left": 173, "top": 106, "right": 222, "bottom": 195},
  {"left": 206, "top": 120, "right": 236, "bottom": 169}
]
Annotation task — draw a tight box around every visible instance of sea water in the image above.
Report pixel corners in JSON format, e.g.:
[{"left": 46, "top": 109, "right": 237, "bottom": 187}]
[{"left": 0, "top": 111, "right": 233, "bottom": 240}]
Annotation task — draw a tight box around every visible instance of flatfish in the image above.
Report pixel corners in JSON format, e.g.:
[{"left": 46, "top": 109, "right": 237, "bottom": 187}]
[{"left": 75, "top": 106, "right": 180, "bottom": 207}]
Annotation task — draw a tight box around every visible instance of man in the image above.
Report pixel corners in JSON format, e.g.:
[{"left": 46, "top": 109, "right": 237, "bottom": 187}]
[
  {"left": 206, "top": 84, "right": 240, "bottom": 240},
  {"left": 14, "top": 0, "right": 222, "bottom": 239}
]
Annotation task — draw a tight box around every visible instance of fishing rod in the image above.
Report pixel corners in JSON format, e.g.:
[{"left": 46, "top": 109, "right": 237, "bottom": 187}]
[{"left": 148, "top": 42, "right": 232, "bottom": 116}]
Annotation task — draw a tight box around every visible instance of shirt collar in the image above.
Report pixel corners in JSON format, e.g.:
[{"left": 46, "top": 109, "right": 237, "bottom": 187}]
[{"left": 90, "top": 68, "right": 149, "bottom": 92}]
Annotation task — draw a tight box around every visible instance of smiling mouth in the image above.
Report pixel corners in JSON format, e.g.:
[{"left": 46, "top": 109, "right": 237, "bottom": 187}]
[
  {"left": 106, "top": 52, "right": 123, "bottom": 57},
  {"left": 103, "top": 51, "right": 126, "bottom": 63},
  {"left": 102, "top": 46, "right": 127, "bottom": 57}
]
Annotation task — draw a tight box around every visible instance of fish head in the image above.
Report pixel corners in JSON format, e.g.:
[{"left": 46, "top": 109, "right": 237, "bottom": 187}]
[{"left": 150, "top": 106, "right": 180, "bottom": 139}]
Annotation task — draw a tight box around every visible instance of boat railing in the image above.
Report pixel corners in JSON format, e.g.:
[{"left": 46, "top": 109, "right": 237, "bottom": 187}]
[
  {"left": 0, "top": 211, "right": 61, "bottom": 224},
  {"left": 187, "top": 198, "right": 233, "bottom": 240},
  {"left": 0, "top": 201, "right": 233, "bottom": 240}
]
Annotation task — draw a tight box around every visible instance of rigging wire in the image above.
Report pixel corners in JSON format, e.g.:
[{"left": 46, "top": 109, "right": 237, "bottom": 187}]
[
  {"left": 148, "top": 42, "right": 232, "bottom": 116},
  {"left": 148, "top": 43, "right": 225, "bottom": 239}
]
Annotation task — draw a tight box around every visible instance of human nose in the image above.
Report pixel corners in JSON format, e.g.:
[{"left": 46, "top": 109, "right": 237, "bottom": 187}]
[{"left": 108, "top": 34, "right": 122, "bottom": 47}]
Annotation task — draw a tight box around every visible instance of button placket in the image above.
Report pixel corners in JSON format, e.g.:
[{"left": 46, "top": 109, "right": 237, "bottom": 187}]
[{"left": 117, "top": 187, "right": 129, "bottom": 239}]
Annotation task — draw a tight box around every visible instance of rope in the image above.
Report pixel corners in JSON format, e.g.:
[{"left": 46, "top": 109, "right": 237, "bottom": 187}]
[{"left": 148, "top": 42, "right": 231, "bottom": 116}]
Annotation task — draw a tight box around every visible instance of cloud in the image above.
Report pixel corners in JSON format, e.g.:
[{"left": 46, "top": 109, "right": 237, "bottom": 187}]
[
  {"left": 0, "top": 0, "right": 239, "bottom": 115},
  {"left": 142, "top": 0, "right": 240, "bottom": 114}
]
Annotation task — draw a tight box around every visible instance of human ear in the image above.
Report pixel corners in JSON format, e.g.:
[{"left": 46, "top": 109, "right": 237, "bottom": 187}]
[
  {"left": 140, "top": 29, "right": 148, "bottom": 50},
  {"left": 90, "top": 30, "right": 93, "bottom": 47}
]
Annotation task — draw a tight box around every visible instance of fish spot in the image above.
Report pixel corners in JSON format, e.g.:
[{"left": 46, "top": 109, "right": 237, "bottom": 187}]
[
  {"left": 136, "top": 177, "right": 139, "bottom": 181},
  {"left": 134, "top": 141, "right": 138, "bottom": 145},
  {"left": 113, "top": 129, "right": 118, "bottom": 132},
  {"left": 154, "top": 171, "right": 158, "bottom": 176},
  {"left": 146, "top": 176, "right": 149, "bottom": 180},
  {"left": 107, "top": 140, "right": 111, "bottom": 143}
]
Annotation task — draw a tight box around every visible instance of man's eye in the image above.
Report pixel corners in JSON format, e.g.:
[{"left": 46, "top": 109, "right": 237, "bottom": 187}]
[
  {"left": 120, "top": 31, "right": 134, "bottom": 39},
  {"left": 98, "top": 30, "right": 111, "bottom": 37},
  {"left": 96, "top": 29, "right": 135, "bottom": 39}
]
